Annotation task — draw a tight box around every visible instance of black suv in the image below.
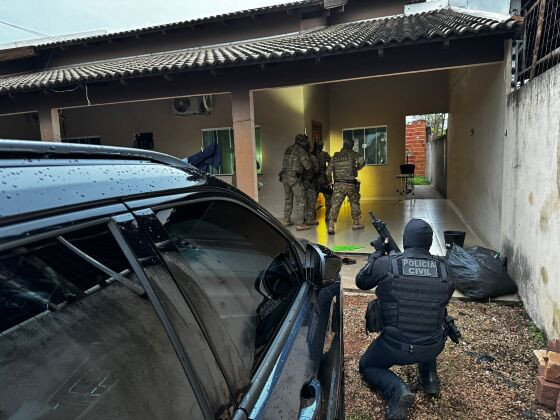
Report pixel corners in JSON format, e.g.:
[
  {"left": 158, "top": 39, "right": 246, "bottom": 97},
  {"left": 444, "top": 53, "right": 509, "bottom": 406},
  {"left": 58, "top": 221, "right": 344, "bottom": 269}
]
[{"left": 0, "top": 141, "right": 344, "bottom": 419}]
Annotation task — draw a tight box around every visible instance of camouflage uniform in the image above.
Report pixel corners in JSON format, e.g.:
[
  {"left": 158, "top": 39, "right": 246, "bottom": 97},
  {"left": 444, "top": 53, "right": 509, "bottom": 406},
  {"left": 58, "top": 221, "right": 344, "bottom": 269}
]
[
  {"left": 302, "top": 147, "right": 319, "bottom": 224},
  {"left": 280, "top": 134, "right": 312, "bottom": 227},
  {"left": 313, "top": 143, "right": 332, "bottom": 221},
  {"left": 327, "top": 139, "right": 366, "bottom": 233}
]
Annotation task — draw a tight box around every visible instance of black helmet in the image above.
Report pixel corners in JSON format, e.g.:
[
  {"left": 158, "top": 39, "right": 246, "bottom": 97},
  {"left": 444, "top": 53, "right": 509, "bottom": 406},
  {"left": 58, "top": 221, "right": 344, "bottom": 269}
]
[
  {"left": 403, "top": 219, "right": 433, "bottom": 250},
  {"left": 295, "top": 134, "right": 308, "bottom": 148},
  {"left": 343, "top": 138, "right": 354, "bottom": 150}
]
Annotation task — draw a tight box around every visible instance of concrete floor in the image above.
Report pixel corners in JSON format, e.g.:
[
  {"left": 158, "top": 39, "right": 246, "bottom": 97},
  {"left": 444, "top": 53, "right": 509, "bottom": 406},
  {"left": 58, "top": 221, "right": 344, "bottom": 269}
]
[{"left": 285, "top": 187, "right": 487, "bottom": 256}]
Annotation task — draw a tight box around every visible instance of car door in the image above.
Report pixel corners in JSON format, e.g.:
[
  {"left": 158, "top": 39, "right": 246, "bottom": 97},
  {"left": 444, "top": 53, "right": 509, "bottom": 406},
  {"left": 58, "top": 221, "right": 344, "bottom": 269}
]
[
  {"left": 0, "top": 210, "right": 221, "bottom": 418},
  {"left": 125, "top": 191, "right": 344, "bottom": 419}
]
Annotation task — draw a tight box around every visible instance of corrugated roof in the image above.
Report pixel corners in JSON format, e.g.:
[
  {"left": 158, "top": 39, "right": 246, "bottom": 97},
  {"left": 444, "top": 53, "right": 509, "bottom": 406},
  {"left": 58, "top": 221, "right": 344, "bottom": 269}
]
[
  {"left": 31, "top": 0, "right": 322, "bottom": 49},
  {"left": 0, "top": 8, "right": 521, "bottom": 95}
]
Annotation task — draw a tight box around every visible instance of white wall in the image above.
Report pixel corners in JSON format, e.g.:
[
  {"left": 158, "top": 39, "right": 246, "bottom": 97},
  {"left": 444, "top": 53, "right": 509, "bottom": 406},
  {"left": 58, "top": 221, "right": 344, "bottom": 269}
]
[
  {"left": 447, "top": 61, "right": 509, "bottom": 248},
  {"left": 502, "top": 63, "right": 560, "bottom": 338}
]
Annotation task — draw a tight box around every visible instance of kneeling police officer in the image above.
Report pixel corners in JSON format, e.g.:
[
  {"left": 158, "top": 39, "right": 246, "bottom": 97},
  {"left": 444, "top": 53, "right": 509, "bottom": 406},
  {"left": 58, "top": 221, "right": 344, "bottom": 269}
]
[{"left": 356, "top": 219, "right": 458, "bottom": 420}]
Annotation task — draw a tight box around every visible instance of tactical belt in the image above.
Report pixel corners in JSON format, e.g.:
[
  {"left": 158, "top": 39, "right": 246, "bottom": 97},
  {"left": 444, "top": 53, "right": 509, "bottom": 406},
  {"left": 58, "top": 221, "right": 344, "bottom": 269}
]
[{"left": 381, "top": 333, "right": 444, "bottom": 354}]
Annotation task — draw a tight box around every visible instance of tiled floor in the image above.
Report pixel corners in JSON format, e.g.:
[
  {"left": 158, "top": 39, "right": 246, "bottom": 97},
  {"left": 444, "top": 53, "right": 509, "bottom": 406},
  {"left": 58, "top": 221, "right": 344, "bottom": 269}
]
[
  {"left": 283, "top": 186, "right": 518, "bottom": 302},
  {"left": 285, "top": 192, "right": 486, "bottom": 256}
]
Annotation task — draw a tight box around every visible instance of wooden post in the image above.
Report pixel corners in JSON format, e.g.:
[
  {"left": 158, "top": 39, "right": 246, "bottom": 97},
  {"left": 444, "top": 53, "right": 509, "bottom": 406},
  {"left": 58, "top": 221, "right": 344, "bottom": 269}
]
[
  {"left": 38, "top": 106, "right": 61, "bottom": 141},
  {"left": 231, "top": 88, "right": 258, "bottom": 201}
]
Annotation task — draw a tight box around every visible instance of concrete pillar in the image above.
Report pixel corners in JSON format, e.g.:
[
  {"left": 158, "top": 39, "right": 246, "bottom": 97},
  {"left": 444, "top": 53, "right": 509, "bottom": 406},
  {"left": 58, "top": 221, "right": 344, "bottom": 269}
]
[
  {"left": 38, "top": 107, "right": 61, "bottom": 141},
  {"left": 231, "top": 88, "right": 258, "bottom": 201}
]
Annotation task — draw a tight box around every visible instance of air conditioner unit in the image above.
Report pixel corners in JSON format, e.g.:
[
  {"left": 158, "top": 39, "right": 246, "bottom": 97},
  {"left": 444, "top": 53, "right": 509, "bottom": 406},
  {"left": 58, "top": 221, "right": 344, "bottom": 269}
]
[{"left": 172, "top": 95, "right": 214, "bottom": 116}]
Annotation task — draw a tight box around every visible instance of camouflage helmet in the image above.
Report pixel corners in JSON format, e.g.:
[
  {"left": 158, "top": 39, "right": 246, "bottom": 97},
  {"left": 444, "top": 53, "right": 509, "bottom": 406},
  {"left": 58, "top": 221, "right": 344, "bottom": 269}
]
[
  {"left": 295, "top": 134, "right": 308, "bottom": 148},
  {"left": 343, "top": 138, "right": 354, "bottom": 150}
]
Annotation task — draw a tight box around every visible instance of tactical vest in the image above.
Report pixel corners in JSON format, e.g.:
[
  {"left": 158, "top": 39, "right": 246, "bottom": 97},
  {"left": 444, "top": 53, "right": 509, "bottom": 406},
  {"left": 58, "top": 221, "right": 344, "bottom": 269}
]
[
  {"left": 332, "top": 150, "right": 358, "bottom": 181},
  {"left": 376, "top": 252, "right": 453, "bottom": 333},
  {"left": 282, "top": 144, "right": 303, "bottom": 176}
]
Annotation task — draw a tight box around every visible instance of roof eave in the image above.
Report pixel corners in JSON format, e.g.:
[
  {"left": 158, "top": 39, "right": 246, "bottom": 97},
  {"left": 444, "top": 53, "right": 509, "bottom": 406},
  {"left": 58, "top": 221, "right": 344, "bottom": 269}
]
[
  {"left": 0, "top": 28, "right": 521, "bottom": 97},
  {"left": 34, "top": 1, "right": 324, "bottom": 51}
]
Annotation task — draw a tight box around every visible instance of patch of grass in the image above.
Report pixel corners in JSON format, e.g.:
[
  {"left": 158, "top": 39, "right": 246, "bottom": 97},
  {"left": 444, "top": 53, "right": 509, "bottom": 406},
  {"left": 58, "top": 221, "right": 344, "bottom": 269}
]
[
  {"left": 412, "top": 176, "right": 430, "bottom": 185},
  {"left": 528, "top": 322, "right": 548, "bottom": 348},
  {"left": 332, "top": 245, "right": 364, "bottom": 252}
]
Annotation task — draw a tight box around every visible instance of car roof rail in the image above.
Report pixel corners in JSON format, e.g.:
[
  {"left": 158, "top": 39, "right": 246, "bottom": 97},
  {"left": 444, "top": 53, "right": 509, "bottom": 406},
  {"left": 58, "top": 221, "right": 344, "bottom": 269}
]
[{"left": 0, "top": 139, "right": 191, "bottom": 168}]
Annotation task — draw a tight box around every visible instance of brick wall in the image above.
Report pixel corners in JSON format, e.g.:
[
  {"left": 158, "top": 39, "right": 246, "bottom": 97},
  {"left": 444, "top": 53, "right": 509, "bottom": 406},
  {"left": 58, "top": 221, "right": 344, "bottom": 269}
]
[{"left": 405, "top": 119, "right": 427, "bottom": 176}]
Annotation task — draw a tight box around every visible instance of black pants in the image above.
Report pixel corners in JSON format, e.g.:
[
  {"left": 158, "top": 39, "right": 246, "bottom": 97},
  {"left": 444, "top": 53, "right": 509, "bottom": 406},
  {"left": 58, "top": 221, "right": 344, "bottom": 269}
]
[{"left": 359, "top": 335, "right": 443, "bottom": 401}]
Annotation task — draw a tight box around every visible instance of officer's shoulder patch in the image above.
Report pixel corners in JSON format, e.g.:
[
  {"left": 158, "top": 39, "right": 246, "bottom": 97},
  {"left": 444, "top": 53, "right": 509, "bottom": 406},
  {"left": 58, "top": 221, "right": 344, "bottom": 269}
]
[{"left": 401, "top": 258, "right": 439, "bottom": 277}]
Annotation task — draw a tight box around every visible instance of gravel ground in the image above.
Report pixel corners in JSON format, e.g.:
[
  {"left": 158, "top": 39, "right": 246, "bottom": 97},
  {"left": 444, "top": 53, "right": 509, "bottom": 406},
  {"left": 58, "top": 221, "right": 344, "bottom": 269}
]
[{"left": 344, "top": 294, "right": 555, "bottom": 420}]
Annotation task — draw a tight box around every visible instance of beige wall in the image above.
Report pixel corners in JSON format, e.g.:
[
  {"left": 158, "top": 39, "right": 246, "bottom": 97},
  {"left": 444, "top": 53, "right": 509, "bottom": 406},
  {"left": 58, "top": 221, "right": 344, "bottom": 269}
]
[
  {"left": 303, "top": 84, "right": 330, "bottom": 149},
  {"left": 254, "top": 87, "right": 305, "bottom": 215},
  {"left": 59, "top": 88, "right": 305, "bottom": 216},
  {"left": 63, "top": 94, "right": 233, "bottom": 157},
  {"left": 447, "top": 62, "right": 508, "bottom": 248},
  {"left": 328, "top": 71, "right": 449, "bottom": 199},
  {"left": 0, "top": 113, "right": 40, "bottom": 140}
]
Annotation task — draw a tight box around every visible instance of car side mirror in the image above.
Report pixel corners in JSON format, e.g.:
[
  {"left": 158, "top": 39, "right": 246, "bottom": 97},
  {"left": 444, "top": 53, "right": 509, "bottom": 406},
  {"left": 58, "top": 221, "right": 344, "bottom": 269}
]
[{"left": 305, "top": 243, "right": 342, "bottom": 287}]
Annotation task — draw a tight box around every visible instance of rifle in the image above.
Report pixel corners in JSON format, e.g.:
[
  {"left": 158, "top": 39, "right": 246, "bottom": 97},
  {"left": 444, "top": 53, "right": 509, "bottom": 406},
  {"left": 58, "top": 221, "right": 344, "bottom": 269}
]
[{"left": 368, "top": 211, "right": 401, "bottom": 254}]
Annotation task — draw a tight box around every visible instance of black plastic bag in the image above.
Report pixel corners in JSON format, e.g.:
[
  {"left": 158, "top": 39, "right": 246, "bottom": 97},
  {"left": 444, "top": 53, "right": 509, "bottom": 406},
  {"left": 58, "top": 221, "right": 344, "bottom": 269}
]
[{"left": 447, "top": 245, "right": 517, "bottom": 299}]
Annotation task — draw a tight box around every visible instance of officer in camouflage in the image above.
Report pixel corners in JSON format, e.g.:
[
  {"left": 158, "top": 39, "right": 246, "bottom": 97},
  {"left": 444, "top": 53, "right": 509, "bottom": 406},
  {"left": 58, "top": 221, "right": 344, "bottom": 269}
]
[
  {"left": 279, "top": 134, "right": 312, "bottom": 231},
  {"left": 313, "top": 140, "right": 332, "bottom": 222},
  {"left": 356, "top": 219, "right": 456, "bottom": 419},
  {"left": 327, "top": 138, "right": 366, "bottom": 234},
  {"left": 302, "top": 142, "right": 320, "bottom": 225}
]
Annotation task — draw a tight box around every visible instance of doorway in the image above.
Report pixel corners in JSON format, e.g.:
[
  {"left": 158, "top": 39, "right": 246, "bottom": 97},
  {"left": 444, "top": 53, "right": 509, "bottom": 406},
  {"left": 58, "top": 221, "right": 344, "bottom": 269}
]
[{"left": 405, "top": 113, "right": 448, "bottom": 199}]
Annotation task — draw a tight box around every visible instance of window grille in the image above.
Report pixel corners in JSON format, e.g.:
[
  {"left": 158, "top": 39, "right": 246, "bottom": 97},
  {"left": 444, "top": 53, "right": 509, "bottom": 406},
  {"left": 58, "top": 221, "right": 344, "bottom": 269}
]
[{"left": 513, "top": 0, "right": 560, "bottom": 89}]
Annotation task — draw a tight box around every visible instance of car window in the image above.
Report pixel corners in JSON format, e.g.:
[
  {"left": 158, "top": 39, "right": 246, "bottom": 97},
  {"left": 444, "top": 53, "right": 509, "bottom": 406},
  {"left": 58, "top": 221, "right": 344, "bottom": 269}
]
[
  {"left": 0, "top": 224, "right": 204, "bottom": 419},
  {"left": 155, "top": 199, "right": 303, "bottom": 375}
]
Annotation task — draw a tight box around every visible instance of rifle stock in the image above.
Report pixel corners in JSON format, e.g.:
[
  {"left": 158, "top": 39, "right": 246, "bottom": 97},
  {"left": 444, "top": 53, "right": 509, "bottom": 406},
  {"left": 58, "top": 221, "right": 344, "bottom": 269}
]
[{"left": 368, "top": 211, "right": 401, "bottom": 254}]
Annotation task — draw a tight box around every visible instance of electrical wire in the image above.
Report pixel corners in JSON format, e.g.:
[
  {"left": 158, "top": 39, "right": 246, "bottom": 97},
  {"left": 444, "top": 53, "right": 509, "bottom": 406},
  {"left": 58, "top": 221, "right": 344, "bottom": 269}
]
[
  {"left": 48, "top": 86, "right": 81, "bottom": 93},
  {"left": 0, "top": 19, "right": 49, "bottom": 38},
  {"left": 85, "top": 84, "right": 91, "bottom": 106}
]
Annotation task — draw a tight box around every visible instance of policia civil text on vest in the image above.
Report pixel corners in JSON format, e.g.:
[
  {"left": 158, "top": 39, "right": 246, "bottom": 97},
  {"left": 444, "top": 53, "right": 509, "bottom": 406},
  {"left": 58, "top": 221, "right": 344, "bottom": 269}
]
[{"left": 355, "top": 218, "right": 460, "bottom": 420}]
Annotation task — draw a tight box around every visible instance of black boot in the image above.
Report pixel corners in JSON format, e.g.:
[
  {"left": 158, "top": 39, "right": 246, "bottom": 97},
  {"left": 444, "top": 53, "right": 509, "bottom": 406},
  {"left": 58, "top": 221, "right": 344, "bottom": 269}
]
[
  {"left": 386, "top": 383, "right": 414, "bottom": 420},
  {"left": 418, "top": 360, "right": 440, "bottom": 397}
]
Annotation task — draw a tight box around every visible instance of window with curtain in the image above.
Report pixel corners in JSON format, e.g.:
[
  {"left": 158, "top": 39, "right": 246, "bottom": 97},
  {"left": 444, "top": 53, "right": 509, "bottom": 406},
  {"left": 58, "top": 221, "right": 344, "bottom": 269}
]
[
  {"left": 342, "top": 126, "right": 388, "bottom": 165},
  {"left": 201, "top": 127, "right": 262, "bottom": 175}
]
